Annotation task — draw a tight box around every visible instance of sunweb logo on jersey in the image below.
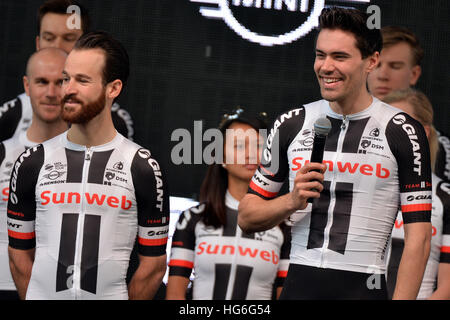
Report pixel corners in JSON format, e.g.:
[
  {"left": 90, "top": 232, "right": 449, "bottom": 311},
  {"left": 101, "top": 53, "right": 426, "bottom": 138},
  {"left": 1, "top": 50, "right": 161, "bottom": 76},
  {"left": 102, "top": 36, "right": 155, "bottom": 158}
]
[{"left": 190, "top": 0, "right": 371, "bottom": 46}]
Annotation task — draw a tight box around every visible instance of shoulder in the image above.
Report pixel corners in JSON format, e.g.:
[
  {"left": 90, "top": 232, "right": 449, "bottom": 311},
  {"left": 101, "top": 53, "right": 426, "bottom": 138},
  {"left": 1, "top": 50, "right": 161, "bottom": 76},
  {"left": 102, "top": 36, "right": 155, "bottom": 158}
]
[
  {"left": 129, "top": 143, "right": 163, "bottom": 174},
  {"left": 383, "top": 103, "right": 427, "bottom": 139},
  {"left": 1, "top": 135, "right": 27, "bottom": 164},
  {"left": 436, "top": 177, "right": 450, "bottom": 202},
  {"left": 15, "top": 144, "right": 45, "bottom": 167},
  {"left": 175, "top": 203, "right": 206, "bottom": 230},
  {"left": 0, "top": 95, "right": 22, "bottom": 116},
  {"left": 268, "top": 104, "right": 310, "bottom": 146}
]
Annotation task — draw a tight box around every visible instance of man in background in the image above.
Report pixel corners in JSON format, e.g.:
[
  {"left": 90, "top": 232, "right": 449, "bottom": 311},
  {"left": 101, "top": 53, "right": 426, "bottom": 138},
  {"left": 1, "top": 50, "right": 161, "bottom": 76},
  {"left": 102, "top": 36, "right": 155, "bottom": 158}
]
[
  {"left": 367, "top": 26, "right": 449, "bottom": 181},
  {"left": 0, "top": 0, "right": 134, "bottom": 142},
  {"left": 0, "top": 48, "right": 68, "bottom": 299}
]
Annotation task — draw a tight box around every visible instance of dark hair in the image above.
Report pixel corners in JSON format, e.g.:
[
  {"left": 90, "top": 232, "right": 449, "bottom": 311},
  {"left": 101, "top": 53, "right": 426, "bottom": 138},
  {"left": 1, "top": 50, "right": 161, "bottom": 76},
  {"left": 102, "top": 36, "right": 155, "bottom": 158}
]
[
  {"left": 381, "top": 26, "right": 424, "bottom": 66},
  {"left": 318, "top": 6, "right": 382, "bottom": 59},
  {"left": 37, "top": 0, "right": 90, "bottom": 35},
  {"left": 199, "top": 108, "right": 268, "bottom": 228},
  {"left": 74, "top": 31, "right": 130, "bottom": 94}
]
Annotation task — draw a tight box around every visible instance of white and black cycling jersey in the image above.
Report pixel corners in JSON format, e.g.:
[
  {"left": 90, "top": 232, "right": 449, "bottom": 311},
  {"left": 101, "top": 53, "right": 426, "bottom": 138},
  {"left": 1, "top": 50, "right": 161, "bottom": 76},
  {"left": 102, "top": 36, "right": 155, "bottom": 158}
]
[
  {"left": 249, "top": 97, "right": 432, "bottom": 274},
  {"left": 0, "top": 131, "right": 35, "bottom": 290},
  {"left": 388, "top": 173, "right": 450, "bottom": 299},
  {"left": 7, "top": 131, "right": 169, "bottom": 299},
  {"left": 169, "top": 191, "right": 291, "bottom": 300},
  {"left": 0, "top": 93, "right": 134, "bottom": 141}
]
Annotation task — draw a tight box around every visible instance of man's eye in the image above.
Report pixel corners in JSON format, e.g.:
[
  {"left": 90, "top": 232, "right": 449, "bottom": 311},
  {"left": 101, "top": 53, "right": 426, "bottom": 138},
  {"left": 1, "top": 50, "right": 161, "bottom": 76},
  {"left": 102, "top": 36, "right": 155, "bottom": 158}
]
[{"left": 64, "top": 36, "right": 77, "bottom": 42}]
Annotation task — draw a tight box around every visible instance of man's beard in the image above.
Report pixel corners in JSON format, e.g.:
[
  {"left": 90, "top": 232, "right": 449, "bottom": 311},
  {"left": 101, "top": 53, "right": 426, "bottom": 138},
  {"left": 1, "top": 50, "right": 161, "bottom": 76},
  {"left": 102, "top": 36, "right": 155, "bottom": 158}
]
[{"left": 61, "top": 90, "right": 106, "bottom": 124}]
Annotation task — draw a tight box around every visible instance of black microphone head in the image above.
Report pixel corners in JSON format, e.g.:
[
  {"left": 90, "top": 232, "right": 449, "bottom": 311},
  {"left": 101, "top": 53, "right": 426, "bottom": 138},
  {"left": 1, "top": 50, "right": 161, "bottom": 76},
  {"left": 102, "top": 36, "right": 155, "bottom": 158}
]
[{"left": 314, "top": 117, "right": 332, "bottom": 136}]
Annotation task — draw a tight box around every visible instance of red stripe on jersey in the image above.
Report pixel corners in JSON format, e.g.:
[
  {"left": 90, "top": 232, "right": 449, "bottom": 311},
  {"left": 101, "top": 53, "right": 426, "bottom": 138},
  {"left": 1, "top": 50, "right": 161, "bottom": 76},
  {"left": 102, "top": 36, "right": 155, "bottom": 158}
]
[
  {"left": 441, "top": 246, "right": 450, "bottom": 253},
  {"left": 8, "top": 230, "right": 35, "bottom": 240},
  {"left": 169, "top": 259, "right": 194, "bottom": 269},
  {"left": 277, "top": 270, "right": 288, "bottom": 278},
  {"left": 401, "top": 203, "right": 432, "bottom": 213},
  {"left": 138, "top": 237, "right": 168, "bottom": 246},
  {"left": 249, "top": 181, "right": 277, "bottom": 199}
]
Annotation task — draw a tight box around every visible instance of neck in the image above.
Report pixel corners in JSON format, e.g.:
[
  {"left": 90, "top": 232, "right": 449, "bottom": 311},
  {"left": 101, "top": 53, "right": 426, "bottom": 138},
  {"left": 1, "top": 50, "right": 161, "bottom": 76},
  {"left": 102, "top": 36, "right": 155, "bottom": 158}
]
[
  {"left": 329, "top": 88, "right": 373, "bottom": 115},
  {"left": 227, "top": 175, "right": 250, "bottom": 202},
  {"left": 67, "top": 106, "right": 117, "bottom": 147},
  {"left": 26, "top": 118, "right": 68, "bottom": 144}
]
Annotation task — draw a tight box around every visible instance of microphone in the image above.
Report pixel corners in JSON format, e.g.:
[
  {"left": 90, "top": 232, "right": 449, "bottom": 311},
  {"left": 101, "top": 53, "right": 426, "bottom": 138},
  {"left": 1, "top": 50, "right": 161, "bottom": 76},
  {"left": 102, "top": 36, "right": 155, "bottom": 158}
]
[{"left": 307, "top": 116, "right": 332, "bottom": 203}]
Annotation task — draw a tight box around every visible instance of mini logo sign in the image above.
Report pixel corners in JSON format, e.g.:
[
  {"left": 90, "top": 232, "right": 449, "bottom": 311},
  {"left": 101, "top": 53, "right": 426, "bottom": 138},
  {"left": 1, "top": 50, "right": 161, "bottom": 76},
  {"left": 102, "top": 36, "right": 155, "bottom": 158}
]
[{"left": 190, "top": 0, "right": 371, "bottom": 46}]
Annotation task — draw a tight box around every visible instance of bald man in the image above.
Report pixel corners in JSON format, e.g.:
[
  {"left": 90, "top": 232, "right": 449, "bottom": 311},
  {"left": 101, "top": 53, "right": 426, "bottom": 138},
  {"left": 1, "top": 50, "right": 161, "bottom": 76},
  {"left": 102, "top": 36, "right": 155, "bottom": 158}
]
[
  {"left": 0, "top": 48, "right": 68, "bottom": 299},
  {"left": 0, "top": 0, "right": 134, "bottom": 142}
]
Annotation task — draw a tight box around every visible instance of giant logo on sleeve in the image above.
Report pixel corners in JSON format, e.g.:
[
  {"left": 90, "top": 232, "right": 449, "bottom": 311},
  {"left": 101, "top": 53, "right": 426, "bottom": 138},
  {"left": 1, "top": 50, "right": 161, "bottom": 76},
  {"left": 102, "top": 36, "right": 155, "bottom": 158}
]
[{"left": 190, "top": 0, "right": 371, "bottom": 46}]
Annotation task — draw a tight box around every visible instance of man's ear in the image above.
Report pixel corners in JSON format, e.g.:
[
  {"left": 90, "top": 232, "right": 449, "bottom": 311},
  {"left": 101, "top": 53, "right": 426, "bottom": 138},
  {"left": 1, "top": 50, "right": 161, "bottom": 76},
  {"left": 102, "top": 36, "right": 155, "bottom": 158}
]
[
  {"left": 366, "top": 52, "right": 380, "bottom": 73},
  {"left": 23, "top": 76, "right": 30, "bottom": 97},
  {"left": 409, "top": 65, "right": 422, "bottom": 86},
  {"left": 106, "top": 79, "right": 123, "bottom": 100}
]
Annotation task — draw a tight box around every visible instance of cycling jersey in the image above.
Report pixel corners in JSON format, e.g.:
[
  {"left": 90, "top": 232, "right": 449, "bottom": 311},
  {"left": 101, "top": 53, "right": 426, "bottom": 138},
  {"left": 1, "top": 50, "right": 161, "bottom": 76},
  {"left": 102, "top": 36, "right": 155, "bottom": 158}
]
[
  {"left": 169, "top": 191, "right": 291, "bottom": 300},
  {"left": 7, "top": 131, "right": 169, "bottom": 299},
  {"left": 0, "top": 132, "right": 35, "bottom": 290},
  {"left": 249, "top": 97, "right": 432, "bottom": 275},
  {"left": 436, "top": 131, "right": 450, "bottom": 182},
  {"left": 0, "top": 93, "right": 134, "bottom": 141},
  {"left": 388, "top": 173, "right": 450, "bottom": 299},
  {"left": 0, "top": 93, "right": 32, "bottom": 142}
]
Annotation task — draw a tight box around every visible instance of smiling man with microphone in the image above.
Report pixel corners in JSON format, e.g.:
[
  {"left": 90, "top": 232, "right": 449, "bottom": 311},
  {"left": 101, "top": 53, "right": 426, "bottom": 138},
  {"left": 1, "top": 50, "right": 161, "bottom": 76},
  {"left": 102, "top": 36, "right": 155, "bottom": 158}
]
[{"left": 238, "top": 6, "right": 432, "bottom": 300}]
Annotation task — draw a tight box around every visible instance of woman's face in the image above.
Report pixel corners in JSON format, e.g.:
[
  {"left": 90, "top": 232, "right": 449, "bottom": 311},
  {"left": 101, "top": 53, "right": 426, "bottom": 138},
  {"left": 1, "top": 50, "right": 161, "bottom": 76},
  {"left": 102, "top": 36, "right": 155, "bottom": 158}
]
[{"left": 223, "top": 121, "right": 264, "bottom": 183}]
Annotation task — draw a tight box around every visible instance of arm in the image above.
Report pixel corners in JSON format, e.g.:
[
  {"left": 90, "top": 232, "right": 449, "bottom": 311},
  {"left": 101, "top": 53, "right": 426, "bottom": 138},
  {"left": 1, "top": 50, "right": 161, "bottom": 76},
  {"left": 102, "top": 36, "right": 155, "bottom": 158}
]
[
  {"left": 166, "top": 275, "right": 191, "bottom": 300},
  {"left": 165, "top": 207, "right": 199, "bottom": 300},
  {"left": 6, "top": 145, "right": 43, "bottom": 299},
  {"left": 128, "top": 254, "right": 167, "bottom": 300},
  {"left": 8, "top": 247, "right": 35, "bottom": 300},
  {"left": 392, "top": 222, "right": 431, "bottom": 300},
  {"left": 427, "top": 263, "right": 450, "bottom": 300},
  {"left": 428, "top": 179, "right": 450, "bottom": 299},
  {"left": 238, "top": 162, "right": 326, "bottom": 233},
  {"left": 130, "top": 149, "right": 170, "bottom": 299}
]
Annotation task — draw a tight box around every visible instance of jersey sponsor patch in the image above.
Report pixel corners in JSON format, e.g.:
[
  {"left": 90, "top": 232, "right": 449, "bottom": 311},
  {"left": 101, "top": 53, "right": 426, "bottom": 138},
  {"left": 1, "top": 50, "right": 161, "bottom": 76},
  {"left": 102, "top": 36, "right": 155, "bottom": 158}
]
[
  {"left": 249, "top": 170, "right": 282, "bottom": 199},
  {"left": 138, "top": 225, "right": 169, "bottom": 246},
  {"left": 40, "top": 190, "right": 133, "bottom": 210},
  {"left": 400, "top": 191, "right": 433, "bottom": 214},
  {"left": 7, "top": 217, "right": 35, "bottom": 240}
]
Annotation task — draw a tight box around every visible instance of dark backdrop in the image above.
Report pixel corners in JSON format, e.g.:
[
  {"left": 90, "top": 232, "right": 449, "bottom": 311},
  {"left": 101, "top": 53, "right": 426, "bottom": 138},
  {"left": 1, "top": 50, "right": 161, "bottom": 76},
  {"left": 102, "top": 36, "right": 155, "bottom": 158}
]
[{"left": 0, "top": 0, "right": 449, "bottom": 199}]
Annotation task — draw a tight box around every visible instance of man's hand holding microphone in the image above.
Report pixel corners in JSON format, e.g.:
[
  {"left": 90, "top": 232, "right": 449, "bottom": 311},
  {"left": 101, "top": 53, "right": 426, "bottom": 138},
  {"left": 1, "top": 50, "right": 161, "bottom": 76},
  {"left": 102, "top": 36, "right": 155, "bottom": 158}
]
[{"left": 288, "top": 117, "right": 331, "bottom": 211}]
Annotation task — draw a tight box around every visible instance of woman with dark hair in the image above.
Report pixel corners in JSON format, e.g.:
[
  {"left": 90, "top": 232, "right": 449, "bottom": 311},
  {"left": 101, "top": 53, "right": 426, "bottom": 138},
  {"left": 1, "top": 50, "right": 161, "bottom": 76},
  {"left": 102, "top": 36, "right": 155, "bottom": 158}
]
[{"left": 166, "top": 108, "right": 291, "bottom": 300}]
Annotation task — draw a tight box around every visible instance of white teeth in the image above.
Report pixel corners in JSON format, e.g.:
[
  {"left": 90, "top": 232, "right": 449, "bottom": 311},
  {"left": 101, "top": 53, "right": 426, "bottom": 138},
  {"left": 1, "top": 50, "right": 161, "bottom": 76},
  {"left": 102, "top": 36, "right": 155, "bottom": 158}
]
[{"left": 323, "top": 78, "right": 340, "bottom": 83}]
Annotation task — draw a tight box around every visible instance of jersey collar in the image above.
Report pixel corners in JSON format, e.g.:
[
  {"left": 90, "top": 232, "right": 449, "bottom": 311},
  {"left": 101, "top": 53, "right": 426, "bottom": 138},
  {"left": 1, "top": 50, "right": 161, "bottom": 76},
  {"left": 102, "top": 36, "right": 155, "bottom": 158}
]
[
  {"left": 324, "top": 96, "right": 380, "bottom": 120},
  {"left": 225, "top": 190, "right": 240, "bottom": 211},
  {"left": 62, "top": 130, "right": 122, "bottom": 151}
]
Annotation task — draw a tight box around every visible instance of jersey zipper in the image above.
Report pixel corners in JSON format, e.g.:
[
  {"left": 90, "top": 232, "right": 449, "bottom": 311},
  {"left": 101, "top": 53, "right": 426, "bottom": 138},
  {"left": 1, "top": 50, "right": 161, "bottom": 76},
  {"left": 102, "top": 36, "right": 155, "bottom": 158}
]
[
  {"left": 320, "top": 116, "right": 348, "bottom": 268},
  {"left": 73, "top": 147, "right": 92, "bottom": 299},
  {"left": 225, "top": 227, "right": 240, "bottom": 300}
]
